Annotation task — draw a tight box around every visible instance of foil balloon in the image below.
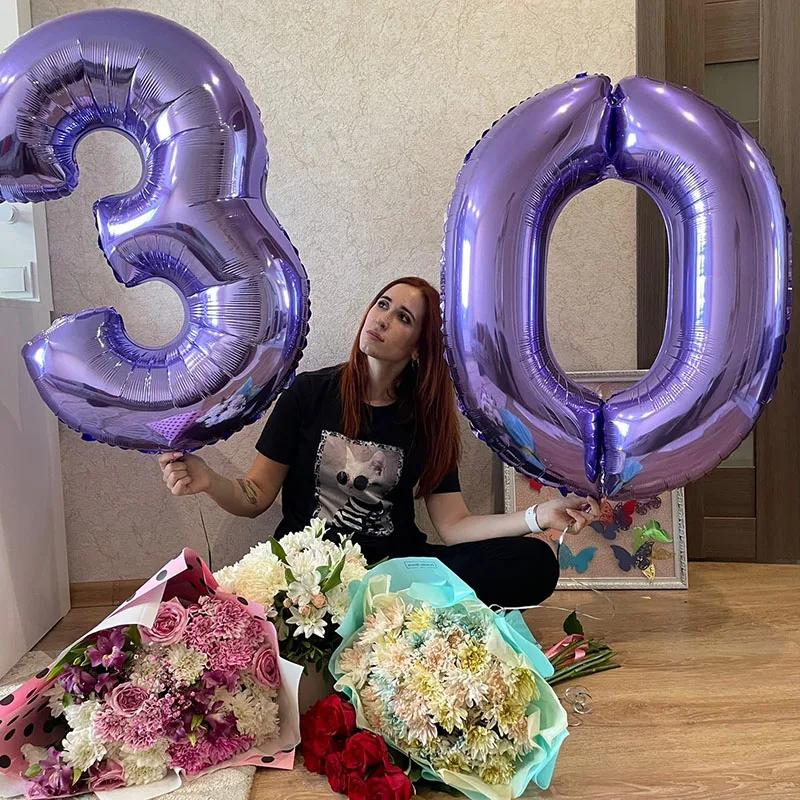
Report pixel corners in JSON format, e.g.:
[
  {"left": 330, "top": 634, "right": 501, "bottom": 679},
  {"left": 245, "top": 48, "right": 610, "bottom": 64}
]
[
  {"left": 0, "top": 9, "right": 310, "bottom": 451},
  {"left": 442, "top": 73, "right": 790, "bottom": 499}
]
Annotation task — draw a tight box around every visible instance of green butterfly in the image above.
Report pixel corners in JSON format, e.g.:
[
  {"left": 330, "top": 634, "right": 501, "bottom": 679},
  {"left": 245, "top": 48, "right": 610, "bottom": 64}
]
[{"left": 632, "top": 520, "right": 672, "bottom": 553}]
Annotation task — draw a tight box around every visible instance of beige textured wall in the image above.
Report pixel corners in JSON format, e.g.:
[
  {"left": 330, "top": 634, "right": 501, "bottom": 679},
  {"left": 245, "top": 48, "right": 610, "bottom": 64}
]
[{"left": 30, "top": 0, "right": 636, "bottom": 581}]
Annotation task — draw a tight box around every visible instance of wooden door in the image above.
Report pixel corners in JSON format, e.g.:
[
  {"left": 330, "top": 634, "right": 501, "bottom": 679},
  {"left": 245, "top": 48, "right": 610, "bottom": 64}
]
[{"left": 635, "top": 0, "right": 800, "bottom": 563}]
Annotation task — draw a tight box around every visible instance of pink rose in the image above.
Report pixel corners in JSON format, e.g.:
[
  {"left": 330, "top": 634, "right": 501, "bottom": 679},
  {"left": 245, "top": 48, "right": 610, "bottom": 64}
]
[
  {"left": 88, "top": 760, "right": 126, "bottom": 792},
  {"left": 251, "top": 644, "right": 281, "bottom": 689},
  {"left": 140, "top": 598, "right": 189, "bottom": 645},
  {"left": 107, "top": 683, "right": 149, "bottom": 717}
]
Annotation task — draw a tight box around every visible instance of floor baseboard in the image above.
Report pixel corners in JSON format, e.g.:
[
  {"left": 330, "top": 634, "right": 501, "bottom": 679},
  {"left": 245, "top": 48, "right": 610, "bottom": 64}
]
[{"left": 70, "top": 579, "right": 146, "bottom": 608}]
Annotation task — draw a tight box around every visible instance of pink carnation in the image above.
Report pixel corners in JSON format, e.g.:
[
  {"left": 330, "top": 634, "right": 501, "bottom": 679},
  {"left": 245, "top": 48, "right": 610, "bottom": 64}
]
[
  {"left": 93, "top": 707, "right": 129, "bottom": 742},
  {"left": 206, "top": 639, "right": 255, "bottom": 672},
  {"left": 183, "top": 615, "right": 216, "bottom": 653},
  {"left": 121, "top": 696, "right": 174, "bottom": 751},
  {"left": 184, "top": 597, "right": 266, "bottom": 653},
  {"left": 168, "top": 732, "right": 254, "bottom": 775}
]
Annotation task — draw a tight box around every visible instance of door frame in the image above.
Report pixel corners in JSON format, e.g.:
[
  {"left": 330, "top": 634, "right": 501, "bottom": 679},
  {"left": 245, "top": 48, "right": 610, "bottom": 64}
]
[{"left": 634, "top": 0, "right": 800, "bottom": 564}]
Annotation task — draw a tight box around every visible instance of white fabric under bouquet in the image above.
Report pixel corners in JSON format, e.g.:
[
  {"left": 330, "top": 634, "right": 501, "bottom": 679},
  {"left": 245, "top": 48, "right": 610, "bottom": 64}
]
[{"left": 214, "top": 519, "right": 368, "bottom": 669}]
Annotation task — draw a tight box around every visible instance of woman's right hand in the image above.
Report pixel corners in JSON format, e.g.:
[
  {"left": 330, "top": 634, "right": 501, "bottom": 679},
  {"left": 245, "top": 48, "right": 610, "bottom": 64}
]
[{"left": 158, "top": 452, "right": 212, "bottom": 496}]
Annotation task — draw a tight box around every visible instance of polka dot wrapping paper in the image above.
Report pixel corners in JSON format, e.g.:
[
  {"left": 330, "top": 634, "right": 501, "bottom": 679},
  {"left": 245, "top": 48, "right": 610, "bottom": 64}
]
[{"left": 0, "top": 549, "right": 303, "bottom": 799}]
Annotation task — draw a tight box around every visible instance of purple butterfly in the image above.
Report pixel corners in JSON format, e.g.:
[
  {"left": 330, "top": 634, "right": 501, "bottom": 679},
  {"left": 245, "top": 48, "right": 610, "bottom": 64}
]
[{"left": 611, "top": 541, "right": 654, "bottom": 572}]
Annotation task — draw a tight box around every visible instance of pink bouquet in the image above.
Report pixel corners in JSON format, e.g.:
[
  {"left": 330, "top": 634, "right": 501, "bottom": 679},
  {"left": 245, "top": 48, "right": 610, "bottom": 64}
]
[{"left": 0, "top": 549, "right": 302, "bottom": 799}]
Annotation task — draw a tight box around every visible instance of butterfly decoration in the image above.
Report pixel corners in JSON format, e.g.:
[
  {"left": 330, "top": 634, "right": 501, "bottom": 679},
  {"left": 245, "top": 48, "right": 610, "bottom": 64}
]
[
  {"left": 631, "top": 519, "right": 672, "bottom": 553},
  {"left": 611, "top": 520, "right": 674, "bottom": 580},
  {"left": 558, "top": 542, "right": 597, "bottom": 573},
  {"left": 606, "top": 457, "right": 643, "bottom": 497},
  {"left": 651, "top": 545, "right": 672, "bottom": 561},
  {"left": 589, "top": 499, "right": 637, "bottom": 540},
  {"left": 529, "top": 478, "right": 570, "bottom": 497},
  {"left": 635, "top": 496, "right": 662, "bottom": 516},
  {"left": 611, "top": 540, "right": 654, "bottom": 572}
]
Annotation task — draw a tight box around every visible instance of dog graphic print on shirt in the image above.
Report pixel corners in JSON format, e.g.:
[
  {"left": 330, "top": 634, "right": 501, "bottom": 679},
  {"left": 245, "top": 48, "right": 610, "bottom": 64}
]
[{"left": 314, "top": 431, "right": 403, "bottom": 537}]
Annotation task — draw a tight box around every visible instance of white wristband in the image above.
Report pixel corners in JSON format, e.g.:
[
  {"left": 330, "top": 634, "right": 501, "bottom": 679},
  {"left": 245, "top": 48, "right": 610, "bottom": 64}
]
[{"left": 524, "top": 504, "right": 543, "bottom": 534}]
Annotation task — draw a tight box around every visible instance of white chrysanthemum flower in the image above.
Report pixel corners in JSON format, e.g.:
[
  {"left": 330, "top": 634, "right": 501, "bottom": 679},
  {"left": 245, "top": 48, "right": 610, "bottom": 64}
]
[
  {"left": 62, "top": 726, "right": 106, "bottom": 771},
  {"left": 370, "top": 637, "right": 414, "bottom": 685},
  {"left": 337, "top": 643, "right": 372, "bottom": 688},
  {"left": 226, "top": 553, "right": 287, "bottom": 607},
  {"left": 212, "top": 565, "right": 239, "bottom": 592},
  {"left": 287, "top": 570, "right": 321, "bottom": 608},
  {"left": 166, "top": 642, "right": 208, "bottom": 686},
  {"left": 42, "top": 681, "right": 67, "bottom": 717},
  {"left": 21, "top": 744, "right": 49, "bottom": 768},
  {"left": 64, "top": 698, "right": 100, "bottom": 733},
  {"left": 358, "top": 596, "right": 407, "bottom": 644},
  {"left": 287, "top": 605, "right": 327, "bottom": 638},
  {"left": 285, "top": 549, "right": 322, "bottom": 578},
  {"left": 442, "top": 670, "right": 489, "bottom": 709},
  {"left": 220, "top": 675, "right": 280, "bottom": 745},
  {"left": 327, "top": 584, "right": 351, "bottom": 624},
  {"left": 117, "top": 742, "right": 169, "bottom": 786},
  {"left": 341, "top": 552, "right": 368, "bottom": 586},
  {"left": 464, "top": 724, "right": 501, "bottom": 763},
  {"left": 278, "top": 529, "right": 319, "bottom": 556},
  {"left": 129, "top": 652, "right": 166, "bottom": 692}
]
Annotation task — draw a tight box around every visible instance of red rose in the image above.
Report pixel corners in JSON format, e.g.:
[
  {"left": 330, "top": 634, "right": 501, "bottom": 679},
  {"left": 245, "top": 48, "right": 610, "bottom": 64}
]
[
  {"left": 347, "top": 772, "right": 369, "bottom": 800},
  {"left": 301, "top": 696, "right": 353, "bottom": 774},
  {"left": 314, "top": 694, "right": 357, "bottom": 738},
  {"left": 342, "top": 731, "right": 391, "bottom": 774},
  {"left": 325, "top": 752, "right": 348, "bottom": 794},
  {"left": 365, "top": 765, "right": 413, "bottom": 800}
]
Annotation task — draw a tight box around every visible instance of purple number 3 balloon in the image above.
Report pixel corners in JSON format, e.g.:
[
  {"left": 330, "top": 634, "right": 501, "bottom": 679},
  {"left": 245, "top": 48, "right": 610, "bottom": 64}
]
[
  {"left": 0, "top": 9, "right": 310, "bottom": 452},
  {"left": 442, "top": 74, "right": 790, "bottom": 499}
]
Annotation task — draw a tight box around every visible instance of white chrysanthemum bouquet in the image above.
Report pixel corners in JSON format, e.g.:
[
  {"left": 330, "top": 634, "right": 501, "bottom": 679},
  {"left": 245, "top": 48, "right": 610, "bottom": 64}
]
[
  {"left": 330, "top": 558, "right": 568, "bottom": 800},
  {"left": 214, "top": 519, "right": 368, "bottom": 670}
]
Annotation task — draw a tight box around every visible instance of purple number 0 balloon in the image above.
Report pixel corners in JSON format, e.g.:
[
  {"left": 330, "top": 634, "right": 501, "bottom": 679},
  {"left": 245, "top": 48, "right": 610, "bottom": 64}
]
[
  {"left": 0, "top": 9, "right": 309, "bottom": 451},
  {"left": 442, "top": 74, "right": 790, "bottom": 499}
]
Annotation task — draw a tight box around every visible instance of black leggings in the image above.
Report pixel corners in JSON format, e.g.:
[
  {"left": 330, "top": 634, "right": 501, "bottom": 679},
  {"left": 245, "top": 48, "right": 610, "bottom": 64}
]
[{"left": 360, "top": 535, "right": 560, "bottom": 608}]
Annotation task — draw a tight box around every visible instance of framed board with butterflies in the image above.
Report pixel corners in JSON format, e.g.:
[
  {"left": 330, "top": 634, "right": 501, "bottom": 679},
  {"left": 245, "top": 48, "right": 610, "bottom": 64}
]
[{"left": 502, "top": 370, "right": 689, "bottom": 590}]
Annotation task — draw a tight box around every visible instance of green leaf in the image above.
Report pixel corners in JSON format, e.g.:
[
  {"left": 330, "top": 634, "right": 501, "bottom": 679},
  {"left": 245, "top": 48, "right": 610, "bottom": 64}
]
[
  {"left": 269, "top": 537, "right": 287, "bottom": 562},
  {"left": 46, "top": 642, "right": 89, "bottom": 680},
  {"left": 320, "top": 555, "right": 345, "bottom": 593},
  {"left": 284, "top": 566, "right": 296, "bottom": 584},
  {"left": 191, "top": 714, "right": 204, "bottom": 731},
  {"left": 127, "top": 625, "right": 142, "bottom": 649},
  {"left": 24, "top": 764, "right": 42, "bottom": 779},
  {"left": 188, "top": 732, "right": 198, "bottom": 747},
  {"left": 71, "top": 768, "right": 82, "bottom": 786},
  {"left": 63, "top": 693, "right": 74, "bottom": 707},
  {"left": 562, "top": 610, "right": 584, "bottom": 636}
]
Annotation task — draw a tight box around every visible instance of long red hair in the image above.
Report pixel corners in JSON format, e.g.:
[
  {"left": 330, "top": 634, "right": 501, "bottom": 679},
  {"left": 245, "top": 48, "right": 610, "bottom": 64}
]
[{"left": 340, "top": 277, "right": 461, "bottom": 498}]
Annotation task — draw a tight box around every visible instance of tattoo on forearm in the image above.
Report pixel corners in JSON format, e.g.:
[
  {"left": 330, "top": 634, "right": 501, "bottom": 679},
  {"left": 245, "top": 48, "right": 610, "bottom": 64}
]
[{"left": 237, "top": 478, "right": 259, "bottom": 506}]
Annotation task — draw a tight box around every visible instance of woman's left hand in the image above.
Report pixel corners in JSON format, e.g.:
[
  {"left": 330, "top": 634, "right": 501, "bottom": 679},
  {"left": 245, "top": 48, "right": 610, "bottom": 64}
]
[{"left": 531, "top": 495, "right": 601, "bottom": 535}]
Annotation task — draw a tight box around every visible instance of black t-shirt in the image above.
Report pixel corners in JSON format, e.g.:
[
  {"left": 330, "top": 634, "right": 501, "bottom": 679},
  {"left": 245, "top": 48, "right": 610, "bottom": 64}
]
[{"left": 256, "top": 366, "right": 460, "bottom": 556}]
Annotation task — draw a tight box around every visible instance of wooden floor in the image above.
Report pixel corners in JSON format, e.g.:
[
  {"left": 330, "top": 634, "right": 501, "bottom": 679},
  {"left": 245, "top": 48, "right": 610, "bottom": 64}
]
[{"left": 32, "top": 562, "right": 800, "bottom": 799}]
